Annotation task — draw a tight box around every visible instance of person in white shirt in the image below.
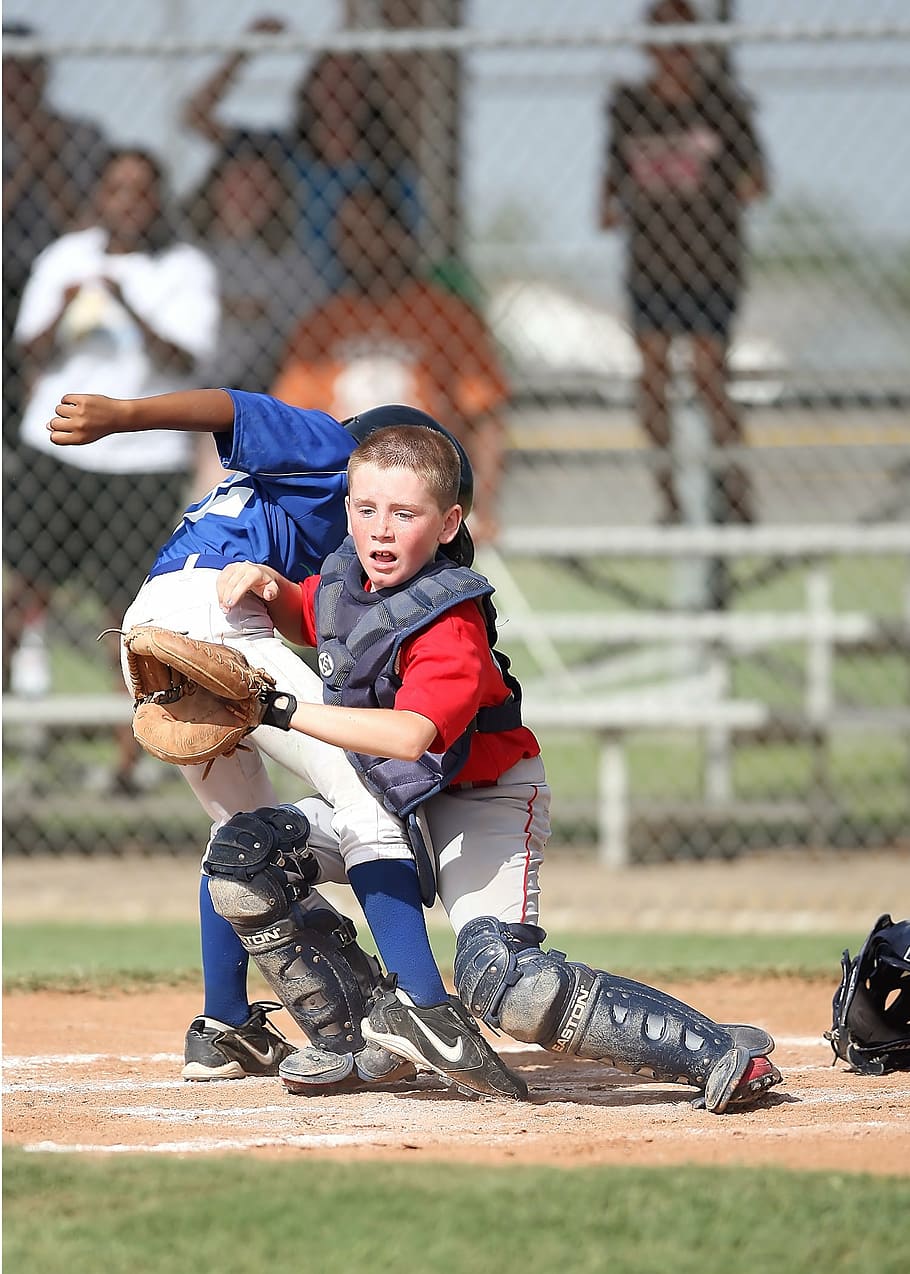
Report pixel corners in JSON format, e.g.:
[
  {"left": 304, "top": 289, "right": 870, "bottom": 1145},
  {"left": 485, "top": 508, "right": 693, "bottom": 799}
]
[{"left": 4, "top": 146, "right": 220, "bottom": 790}]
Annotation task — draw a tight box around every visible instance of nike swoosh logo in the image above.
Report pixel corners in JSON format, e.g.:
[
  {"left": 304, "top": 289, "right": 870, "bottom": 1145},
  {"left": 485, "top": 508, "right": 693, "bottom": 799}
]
[
  {"left": 241, "top": 1041, "right": 276, "bottom": 1065},
  {"left": 408, "top": 1013, "right": 466, "bottom": 1064}
]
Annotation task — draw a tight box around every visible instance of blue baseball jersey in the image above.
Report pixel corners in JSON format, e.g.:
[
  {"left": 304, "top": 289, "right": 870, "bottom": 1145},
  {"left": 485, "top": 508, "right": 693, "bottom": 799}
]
[{"left": 152, "top": 390, "right": 354, "bottom": 581}]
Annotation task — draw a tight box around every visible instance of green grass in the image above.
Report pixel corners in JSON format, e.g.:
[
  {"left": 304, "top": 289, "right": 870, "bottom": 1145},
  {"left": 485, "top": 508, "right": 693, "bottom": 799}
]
[
  {"left": 2, "top": 921, "right": 862, "bottom": 991},
  {"left": 2, "top": 923, "right": 203, "bottom": 989},
  {"left": 4, "top": 1151, "right": 908, "bottom": 1274}
]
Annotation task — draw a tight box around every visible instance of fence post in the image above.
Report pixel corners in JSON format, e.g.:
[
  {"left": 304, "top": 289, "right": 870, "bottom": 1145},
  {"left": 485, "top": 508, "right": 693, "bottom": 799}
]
[
  {"left": 598, "top": 731, "right": 629, "bottom": 868},
  {"left": 674, "top": 390, "right": 734, "bottom": 806},
  {"left": 806, "top": 565, "right": 834, "bottom": 844},
  {"left": 704, "top": 650, "right": 734, "bottom": 804}
]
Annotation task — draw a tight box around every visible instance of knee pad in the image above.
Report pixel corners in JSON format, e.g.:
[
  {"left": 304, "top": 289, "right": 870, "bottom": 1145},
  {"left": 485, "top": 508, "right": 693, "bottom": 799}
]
[
  {"left": 453, "top": 922, "right": 553, "bottom": 1039},
  {"left": 454, "top": 915, "right": 751, "bottom": 1094},
  {"left": 205, "top": 806, "right": 380, "bottom": 1054},
  {"left": 204, "top": 805, "right": 319, "bottom": 932},
  {"left": 454, "top": 915, "right": 562, "bottom": 1043}
]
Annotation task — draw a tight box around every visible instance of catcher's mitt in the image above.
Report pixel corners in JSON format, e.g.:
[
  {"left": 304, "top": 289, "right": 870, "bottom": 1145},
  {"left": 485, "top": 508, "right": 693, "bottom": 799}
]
[
  {"left": 123, "top": 626, "right": 297, "bottom": 770},
  {"left": 825, "top": 912, "right": 910, "bottom": 1075}
]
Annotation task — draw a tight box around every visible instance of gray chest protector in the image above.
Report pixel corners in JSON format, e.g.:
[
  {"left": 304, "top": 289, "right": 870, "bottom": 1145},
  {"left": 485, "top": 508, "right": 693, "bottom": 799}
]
[{"left": 314, "top": 537, "right": 523, "bottom": 819}]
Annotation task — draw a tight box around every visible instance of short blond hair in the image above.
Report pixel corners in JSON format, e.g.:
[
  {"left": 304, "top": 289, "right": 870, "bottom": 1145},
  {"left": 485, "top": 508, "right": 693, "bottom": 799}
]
[{"left": 347, "top": 425, "right": 461, "bottom": 511}]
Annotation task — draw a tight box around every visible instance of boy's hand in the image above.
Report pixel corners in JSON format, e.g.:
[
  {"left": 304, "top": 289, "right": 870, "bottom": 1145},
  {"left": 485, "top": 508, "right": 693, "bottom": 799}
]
[
  {"left": 218, "top": 562, "right": 282, "bottom": 612},
  {"left": 48, "top": 394, "right": 123, "bottom": 445}
]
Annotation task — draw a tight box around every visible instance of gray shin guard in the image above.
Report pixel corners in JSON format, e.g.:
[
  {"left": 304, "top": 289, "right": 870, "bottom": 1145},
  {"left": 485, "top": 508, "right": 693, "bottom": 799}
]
[
  {"left": 204, "top": 806, "right": 380, "bottom": 1055},
  {"left": 454, "top": 917, "right": 773, "bottom": 1108}
]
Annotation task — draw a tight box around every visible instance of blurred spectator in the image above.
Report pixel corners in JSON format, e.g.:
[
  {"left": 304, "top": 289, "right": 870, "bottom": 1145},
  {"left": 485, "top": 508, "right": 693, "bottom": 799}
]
[
  {"left": 182, "top": 127, "right": 322, "bottom": 400},
  {"left": 601, "top": 0, "right": 768, "bottom": 523},
  {"left": 182, "top": 15, "right": 420, "bottom": 292},
  {"left": 2, "top": 21, "right": 110, "bottom": 430},
  {"left": 4, "top": 146, "right": 220, "bottom": 788},
  {"left": 271, "top": 179, "right": 509, "bottom": 545}
]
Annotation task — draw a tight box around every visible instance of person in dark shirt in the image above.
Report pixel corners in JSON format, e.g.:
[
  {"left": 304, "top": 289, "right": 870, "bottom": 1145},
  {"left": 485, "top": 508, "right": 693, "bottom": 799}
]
[
  {"left": 182, "top": 15, "right": 419, "bottom": 294},
  {"left": 601, "top": 0, "right": 769, "bottom": 523}
]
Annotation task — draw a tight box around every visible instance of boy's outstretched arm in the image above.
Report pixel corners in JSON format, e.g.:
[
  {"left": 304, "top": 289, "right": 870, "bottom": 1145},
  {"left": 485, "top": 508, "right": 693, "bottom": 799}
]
[
  {"left": 47, "top": 389, "right": 236, "bottom": 447},
  {"left": 284, "top": 700, "right": 438, "bottom": 764}
]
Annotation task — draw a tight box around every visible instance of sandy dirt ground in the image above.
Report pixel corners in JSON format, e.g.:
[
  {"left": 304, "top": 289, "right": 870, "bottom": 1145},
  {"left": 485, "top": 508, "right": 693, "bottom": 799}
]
[
  {"left": 4, "top": 980, "right": 910, "bottom": 1173},
  {"left": 4, "top": 848, "right": 910, "bottom": 1172},
  {"left": 5, "top": 845, "right": 909, "bottom": 932}
]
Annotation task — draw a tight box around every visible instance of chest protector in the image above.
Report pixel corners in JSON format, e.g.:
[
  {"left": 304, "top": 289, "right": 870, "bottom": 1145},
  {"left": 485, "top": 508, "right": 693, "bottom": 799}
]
[{"left": 314, "top": 536, "right": 523, "bottom": 818}]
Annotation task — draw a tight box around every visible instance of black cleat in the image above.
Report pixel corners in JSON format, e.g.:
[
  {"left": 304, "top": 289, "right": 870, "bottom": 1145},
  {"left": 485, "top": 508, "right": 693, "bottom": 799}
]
[
  {"left": 182, "top": 1001, "right": 295, "bottom": 1080},
  {"left": 715, "top": 1054, "right": 782, "bottom": 1111},
  {"left": 688, "top": 1044, "right": 780, "bottom": 1116},
  {"left": 362, "top": 979, "right": 528, "bottom": 1101}
]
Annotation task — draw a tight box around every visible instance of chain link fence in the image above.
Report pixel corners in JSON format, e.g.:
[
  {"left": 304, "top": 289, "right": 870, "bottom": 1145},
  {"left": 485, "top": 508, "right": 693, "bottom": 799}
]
[{"left": 3, "top": 1, "right": 909, "bottom": 860}]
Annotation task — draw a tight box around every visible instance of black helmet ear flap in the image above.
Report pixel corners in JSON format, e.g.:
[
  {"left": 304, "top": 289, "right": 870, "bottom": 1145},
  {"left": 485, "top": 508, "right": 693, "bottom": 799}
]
[
  {"left": 439, "top": 522, "right": 475, "bottom": 568},
  {"left": 343, "top": 404, "right": 474, "bottom": 517}
]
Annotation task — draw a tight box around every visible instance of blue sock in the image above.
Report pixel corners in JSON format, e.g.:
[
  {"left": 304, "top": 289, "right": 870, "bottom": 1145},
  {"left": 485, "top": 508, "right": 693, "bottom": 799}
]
[
  {"left": 198, "top": 875, "right": 251, "bottom": 1026},
  {"left": 347, "top": 859, "right": 448, "bottom": 1007}
]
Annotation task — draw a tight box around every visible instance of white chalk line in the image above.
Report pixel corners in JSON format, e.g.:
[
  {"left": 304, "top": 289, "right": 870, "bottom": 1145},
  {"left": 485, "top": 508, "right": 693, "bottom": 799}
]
[
  {"left": 1, "top": 1034, "right": 830, "bottom": 1095},
  {"left": 2, "top": 1036, "right": 829, "bottom": 1072},
  {"left": 5, "top": 1078, "right": 189, "bottom": 1094},
  {"left": 791, "top": 1089, "right": 910, "bottom": 1107},
  {"left": 24, "top": 1134, "right": 378, "bottom": 1155},
  {"left": 108, "top": 1104, "right": 303, "bottom": 1122},
  {"left": 0, "top": 1065, "right": 851, "bottom": 1097},
  {"left": 3, "top": 1052, "right": 183, "bottom": 1068},
  {"left": 1, "top": 1038, "right": 837, "bottom": 1095},
  {"left": 22, "top": 1103, "right": 910, "bottom": 1157}
]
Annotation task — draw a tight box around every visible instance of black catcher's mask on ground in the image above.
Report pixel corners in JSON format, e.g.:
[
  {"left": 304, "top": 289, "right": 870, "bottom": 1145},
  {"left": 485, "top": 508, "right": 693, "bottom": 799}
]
[
  {"left": 826, "top": 913, "right": 910, "bottom": 1075},
  {"left": 343, "top": 404, "right": 476, "bottom": 567}
]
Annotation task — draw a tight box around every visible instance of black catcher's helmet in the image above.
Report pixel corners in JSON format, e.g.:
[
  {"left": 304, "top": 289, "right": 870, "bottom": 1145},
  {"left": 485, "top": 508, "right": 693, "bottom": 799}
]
[{"left": 343, "top": 404, "right": 475, "bottom": 566}]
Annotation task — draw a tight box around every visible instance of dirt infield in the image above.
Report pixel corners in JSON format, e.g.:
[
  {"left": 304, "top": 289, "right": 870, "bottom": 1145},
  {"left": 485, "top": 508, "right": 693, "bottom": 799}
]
[
  {"left": 5, "top": 848, "right": 909, "bottom": 1172},
  {"left": 5, "top": 979, "right": 909, "bottom": 1173}
]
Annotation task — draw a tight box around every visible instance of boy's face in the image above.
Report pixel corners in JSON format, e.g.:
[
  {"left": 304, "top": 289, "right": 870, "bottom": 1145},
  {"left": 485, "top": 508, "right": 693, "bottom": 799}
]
[{"left": 346, "top": 461, "right": 462, "bottom": 591}]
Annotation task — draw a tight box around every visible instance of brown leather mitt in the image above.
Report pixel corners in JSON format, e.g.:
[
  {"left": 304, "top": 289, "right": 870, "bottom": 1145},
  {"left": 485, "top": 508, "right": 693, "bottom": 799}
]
[{"left": 122, "top": 625, "right": 295, "bottom": 770}]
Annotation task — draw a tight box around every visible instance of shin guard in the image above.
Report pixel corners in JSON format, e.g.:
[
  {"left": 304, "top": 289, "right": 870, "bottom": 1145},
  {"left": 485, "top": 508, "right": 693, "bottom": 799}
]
[
  {"left": 205, "top": 806, "right": 380, "bottom": 1054},
  {"left": 455, "top": 916, "right": 775, "bottom": 1111}
]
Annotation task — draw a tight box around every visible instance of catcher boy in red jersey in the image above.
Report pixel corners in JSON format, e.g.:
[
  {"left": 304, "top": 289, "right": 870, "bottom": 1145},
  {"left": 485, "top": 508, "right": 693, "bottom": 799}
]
[{"left": 216, "top": 424, "right": 783, "bottom": 1112}]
